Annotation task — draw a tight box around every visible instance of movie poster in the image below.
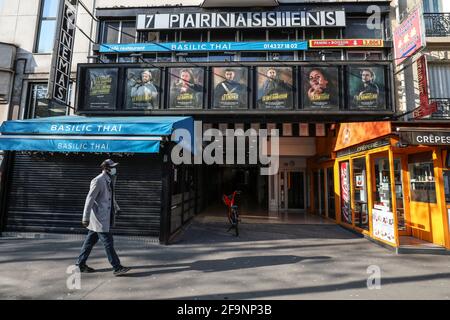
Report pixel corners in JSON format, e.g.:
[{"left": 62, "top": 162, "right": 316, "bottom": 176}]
[
  {"left": 303, "top": 67, "right": 339, "bottom": 109},
  {"left": 125, "top": 68, "right": 161, "bottom": 109},
  {"left": 256, "top": 67, "right": 293, "bottom": 109},
  {"left": 213, "top": 67, "right": 248, "bottom": 108},
  {"left": 169, "top": 67, "right": 204, "bottom": 109},
  {"left": 348, "top": 66, "right": 386, "bottom": 110},
  {"left": 84, "top": 68, "right": 118, "bottom": 109}
]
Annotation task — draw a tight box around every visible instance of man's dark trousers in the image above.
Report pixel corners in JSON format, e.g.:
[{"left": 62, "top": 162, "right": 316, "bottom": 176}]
[{"left": 76, "top": 230, "right": 121, "bottom": 270}]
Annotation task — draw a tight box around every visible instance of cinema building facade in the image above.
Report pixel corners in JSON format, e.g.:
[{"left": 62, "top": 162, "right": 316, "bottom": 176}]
[{"left": 0, "top": 0, "right": 448, "bottom": 251}]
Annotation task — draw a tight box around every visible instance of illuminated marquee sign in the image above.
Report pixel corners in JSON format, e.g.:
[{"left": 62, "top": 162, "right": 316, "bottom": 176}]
[
  {"left": 137, "top": 10, "right": 346, "bottom": 30},
  {"left": 309, "top": 39, "right": 384, "bottom": 48}
]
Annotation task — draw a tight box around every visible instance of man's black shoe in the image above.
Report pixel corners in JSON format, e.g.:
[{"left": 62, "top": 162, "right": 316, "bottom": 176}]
[
  {"left": 113, "top": 266, "right": 131, "bottom": 276},
  {"left": 78, "top": 265, "right": 95, "bottom": 273}
]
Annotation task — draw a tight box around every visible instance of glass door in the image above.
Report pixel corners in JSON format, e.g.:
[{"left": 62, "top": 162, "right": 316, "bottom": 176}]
[
  {"left": 353, "top": 157, "right": 369, "bottom": 230},
  {"left": 444, "top": 170, "right": 450, "bottom": 234},
  {"left": 393, "top": 158, "right": 407, "bottom": 233},
  {"left": 326, "top": 167, "right": 336, "bottom": 219},
  {"left": 279, "top": 170, "right": 306, "bottom": 211}
]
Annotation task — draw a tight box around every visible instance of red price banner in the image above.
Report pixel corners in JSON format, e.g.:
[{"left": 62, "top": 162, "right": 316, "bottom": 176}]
[{"left": 309, "top": 39, "right": 384, "bottom": 48}]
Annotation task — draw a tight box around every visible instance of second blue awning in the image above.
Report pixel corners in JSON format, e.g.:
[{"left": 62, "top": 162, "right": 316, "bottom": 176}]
[{"left": 0, "top": 115, "right": 194, "bottom": 154}]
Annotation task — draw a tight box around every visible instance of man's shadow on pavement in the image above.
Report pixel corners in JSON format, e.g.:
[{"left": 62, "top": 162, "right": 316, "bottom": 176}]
[{"left": 94, "top": 255, "right": 331, "bottom": 277}]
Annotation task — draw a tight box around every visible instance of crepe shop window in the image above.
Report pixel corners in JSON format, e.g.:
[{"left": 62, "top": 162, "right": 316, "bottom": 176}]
[
  {"left": 353, "top": 157, "right": 369, "bottom": 230},
  {"left": 373, "top": 158, "right": 392, "bottom": 210},
  {"left": 408, "top": 152, "right": 437, "bottom": 203}
]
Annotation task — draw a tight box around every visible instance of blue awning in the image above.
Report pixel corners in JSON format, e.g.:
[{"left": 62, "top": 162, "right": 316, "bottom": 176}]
[{"left": 0, "top": 115, "right": 194, "bottom": 154}]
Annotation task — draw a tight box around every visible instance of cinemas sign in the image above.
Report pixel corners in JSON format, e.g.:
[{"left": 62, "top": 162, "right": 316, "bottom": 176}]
[
  {"left": 137, "top": 10, "right": 346, "bottom": 30},
  {"left": 48, "top": 0, "right": 78, "bottom": 105}
]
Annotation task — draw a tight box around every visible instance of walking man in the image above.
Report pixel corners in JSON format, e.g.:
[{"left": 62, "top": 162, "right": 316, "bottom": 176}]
[{"left": 76, "top": 159, "right": 130, "bottom": 276}]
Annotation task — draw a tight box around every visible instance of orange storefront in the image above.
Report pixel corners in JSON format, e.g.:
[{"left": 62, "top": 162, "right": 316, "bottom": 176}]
[{"left": 332, "top": 121, "right": 450, "bottom": 252}]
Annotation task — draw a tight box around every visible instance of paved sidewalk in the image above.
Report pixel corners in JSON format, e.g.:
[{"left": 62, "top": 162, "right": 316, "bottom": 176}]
[{"left": 0, "top": 218, "right": 449, "bottom": 300}]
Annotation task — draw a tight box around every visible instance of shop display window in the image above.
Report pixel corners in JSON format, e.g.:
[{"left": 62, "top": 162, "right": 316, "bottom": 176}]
[
  {"left": 373, "top": 158, "right": 392, "bottom": 210},
  {"left": 444, "top": 171, "right": 450, "bottom": 204},
  {"left": 408, "top": 152, "right": 437, "bottom": 203},
  {"left": 394, "top": 159, "right": 406, "bottom": 230},
  {"left": 353, "top": 158, "right": 369, "bottom": 230}
]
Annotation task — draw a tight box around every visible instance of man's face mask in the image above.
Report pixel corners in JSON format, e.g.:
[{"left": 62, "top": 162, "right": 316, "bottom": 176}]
[{"left": 109, "top": 168, "right": 117, "bottom": 175}]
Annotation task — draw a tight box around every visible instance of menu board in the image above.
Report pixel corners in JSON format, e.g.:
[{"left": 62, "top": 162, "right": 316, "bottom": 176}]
[{"left": 372, "top": 205, "right": 396, "bottom": 244}]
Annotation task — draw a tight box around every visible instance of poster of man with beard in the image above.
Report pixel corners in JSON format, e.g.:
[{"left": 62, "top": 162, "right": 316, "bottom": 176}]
[
  {"left": 257, "top": 67, "right": 293, "bottom": 109},
  {"left": 84, "top": 68, "right": 118, "bottom": 109},
  {"left": 303, "top": 67, "right": 339, "bottom": 110},
  {"left": 126, "top": 68, "right": 160, "bottom": 109},
  {"left": 169, "top": 68, "right": 204, "bottom": 109},
  {"left": 348, "top": 66, "right": 386, "bottom": 110},
  {"left": 213, "top": 67, "right": 248, "bottom": 108}
]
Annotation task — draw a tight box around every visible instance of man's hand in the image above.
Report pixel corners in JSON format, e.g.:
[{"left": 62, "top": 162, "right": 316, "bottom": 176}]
[{"left": 82, "top": 221, "right": 89, "bottom": 227}]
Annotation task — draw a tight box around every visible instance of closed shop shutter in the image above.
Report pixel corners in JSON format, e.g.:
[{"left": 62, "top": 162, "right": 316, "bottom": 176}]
[{"left": 5, "top": 153, "right": 162, "bottom": 236}]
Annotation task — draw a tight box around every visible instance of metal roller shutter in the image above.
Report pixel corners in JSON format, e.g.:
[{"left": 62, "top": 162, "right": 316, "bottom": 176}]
[{"left": 5, "top": 153, "right": 162, "bottom": 236}]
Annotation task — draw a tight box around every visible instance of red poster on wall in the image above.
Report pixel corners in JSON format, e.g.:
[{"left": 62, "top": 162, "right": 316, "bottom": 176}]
[
  {"left": 413, "top": 55, "right": 438, "bottom": 119},
  {"left": 340, "top": 162, "right": 351, "bottom": 224}
]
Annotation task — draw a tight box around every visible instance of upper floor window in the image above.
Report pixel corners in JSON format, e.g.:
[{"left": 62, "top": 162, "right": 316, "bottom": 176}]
[
  {"left": 100, "top": 20, "right": 136, "bottom": 44},
  {"left": 35, "top": 0, "right": 59, "bottom": 53},
  {"left": 423, "top": 0, "right": 442, "bottom": 13},
  {"left": 345, "top": 18, "right": 383, "bottom": 39}
]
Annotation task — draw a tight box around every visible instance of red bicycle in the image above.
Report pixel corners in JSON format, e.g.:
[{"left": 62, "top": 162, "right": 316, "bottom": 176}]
[{"left": 222, "top": 191, "right": 241, "bottom": 237}]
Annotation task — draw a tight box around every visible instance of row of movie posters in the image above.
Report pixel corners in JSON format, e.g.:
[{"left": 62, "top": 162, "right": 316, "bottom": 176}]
[{"left": 84, "top": 66, "right": 387, "bottom": 110}]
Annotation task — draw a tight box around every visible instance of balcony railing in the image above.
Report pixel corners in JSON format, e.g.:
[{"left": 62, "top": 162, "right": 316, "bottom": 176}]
[
  {"left": 424, "top": 13, "right": 450, "bottom": 37},
  {"left": 429, "top": 98, "right": 450, "bottom": 119}
]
